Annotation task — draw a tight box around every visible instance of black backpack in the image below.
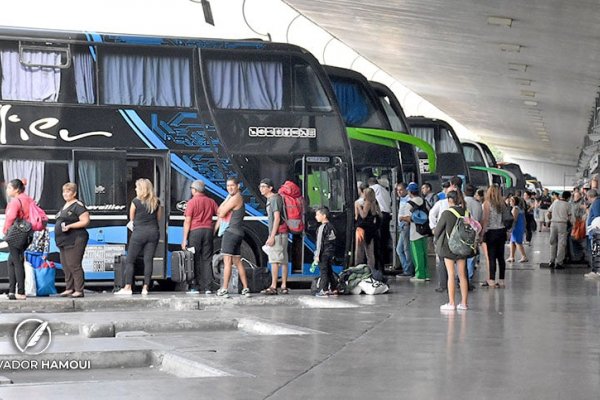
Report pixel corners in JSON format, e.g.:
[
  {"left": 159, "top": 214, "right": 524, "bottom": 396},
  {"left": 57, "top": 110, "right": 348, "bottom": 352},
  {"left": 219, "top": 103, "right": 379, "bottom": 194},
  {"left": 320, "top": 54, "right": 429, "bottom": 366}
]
[{"left": 408, "top": 200, "right": 433, "bottom": 237}]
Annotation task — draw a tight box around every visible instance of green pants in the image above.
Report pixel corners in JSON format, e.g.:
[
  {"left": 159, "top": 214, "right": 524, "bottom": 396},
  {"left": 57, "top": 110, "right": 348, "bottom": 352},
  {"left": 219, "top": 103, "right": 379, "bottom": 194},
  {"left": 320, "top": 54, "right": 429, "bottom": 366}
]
[{"left": 410, "top": 237, "right": 429, "bottom": 279}]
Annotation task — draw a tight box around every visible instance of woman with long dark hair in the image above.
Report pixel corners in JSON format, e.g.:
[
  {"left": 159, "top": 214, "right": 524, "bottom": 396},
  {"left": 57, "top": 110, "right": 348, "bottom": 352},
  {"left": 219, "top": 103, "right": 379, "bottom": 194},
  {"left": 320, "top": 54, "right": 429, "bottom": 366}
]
[{"left": 3, "top": 179, "right": 34, "bottom": 300}]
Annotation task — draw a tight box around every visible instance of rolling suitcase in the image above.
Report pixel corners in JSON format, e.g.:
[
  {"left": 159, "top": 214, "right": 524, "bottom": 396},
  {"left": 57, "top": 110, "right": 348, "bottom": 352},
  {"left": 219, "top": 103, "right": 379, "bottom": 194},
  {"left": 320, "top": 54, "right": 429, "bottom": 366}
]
[
  {"left": 171, "top": 250, "right": 194, "bottom": 283},
  {"left": 113, "top": 254, "right": 125, "bottom": 292}
]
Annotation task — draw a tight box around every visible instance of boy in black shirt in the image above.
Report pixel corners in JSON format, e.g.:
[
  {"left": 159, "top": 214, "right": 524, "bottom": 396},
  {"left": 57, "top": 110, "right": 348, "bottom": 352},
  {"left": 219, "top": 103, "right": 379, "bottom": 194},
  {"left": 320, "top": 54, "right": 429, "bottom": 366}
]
[{"left": 313, "top": 207, "right": 337, "bottom": 297}]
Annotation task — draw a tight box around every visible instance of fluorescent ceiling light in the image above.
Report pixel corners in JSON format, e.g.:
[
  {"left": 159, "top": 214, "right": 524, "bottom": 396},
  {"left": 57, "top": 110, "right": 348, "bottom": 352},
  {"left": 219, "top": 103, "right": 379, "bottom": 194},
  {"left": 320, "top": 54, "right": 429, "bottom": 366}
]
[
  {"left": 589, "top": 132, "right": 600, "bottom": 142},
  {"left": 527, "top": 108, "right": 541, "bottom": 114},
  {"left": 521, "top": 90, "right": 536, "bottom": 97},
  {"left": 509, "top": 63, "right": 528, "bottom": 72},
  {"left": 532, "top": 121, "right": 545, "bottom": 127},
  {"left": 541, "top": 138, "right": 550, "bottom": 142},
  {"left": 524, "top": 100, "right": 538, "bottom": 106},
  {"left": 500, "top": 43, "right": 521, "bottom": 52},
  {"left": 488, "top": 16, "right": 513, "bottom": 27},
  {"left": 516, "top": 79, "right": 532, "bottom": 86}
]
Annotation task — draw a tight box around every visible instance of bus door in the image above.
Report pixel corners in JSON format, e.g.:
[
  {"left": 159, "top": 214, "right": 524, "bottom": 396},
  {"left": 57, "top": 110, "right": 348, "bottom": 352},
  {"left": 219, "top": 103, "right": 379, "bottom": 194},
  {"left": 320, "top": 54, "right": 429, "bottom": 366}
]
[
  {"left": 125, "top": 150, "right": 170, "bottom": 279},
  {"left": 390, "top": 166, "right": 399, "bottom": 269},
  {"left": 296, "top": 155, "right": 350, "bottom": 272},
  {"left": 72, "top": 149, "right": 128, "bottom": 279}
]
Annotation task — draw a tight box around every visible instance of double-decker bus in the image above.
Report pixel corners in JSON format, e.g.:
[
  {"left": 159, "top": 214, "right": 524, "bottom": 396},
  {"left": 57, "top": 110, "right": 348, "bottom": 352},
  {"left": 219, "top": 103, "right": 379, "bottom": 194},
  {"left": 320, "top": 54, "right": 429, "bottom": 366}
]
[
  {"left": 0, "top": 27, "right": 354, "bottom": 283},
  {"left": 323, "top": 66, "right": 435, "bottom": 268},
  {"left": 407, "top": 117, "right": 470, "bottom": 191},
  {"left": 461, "top": 140, "right": 509, "bottom": 189}
]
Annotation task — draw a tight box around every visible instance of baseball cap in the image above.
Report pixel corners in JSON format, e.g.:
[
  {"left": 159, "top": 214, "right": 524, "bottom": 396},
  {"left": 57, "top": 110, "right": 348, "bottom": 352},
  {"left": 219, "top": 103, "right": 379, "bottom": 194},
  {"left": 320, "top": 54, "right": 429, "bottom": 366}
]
[
  {"left": 407, "top": 182, "right": 419, "bottom": 193},
  {"left": 260, "top": 178, "right": 274, "bottom": 188}
]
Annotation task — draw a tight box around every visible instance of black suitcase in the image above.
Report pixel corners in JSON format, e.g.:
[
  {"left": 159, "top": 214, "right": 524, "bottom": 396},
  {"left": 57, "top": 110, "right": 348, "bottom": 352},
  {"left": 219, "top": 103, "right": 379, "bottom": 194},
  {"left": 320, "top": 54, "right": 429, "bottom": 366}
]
[
  {"left": 171, "top": 250, "right": 194, "bottom": 283},
  {"left": 113, "top": 254, "right": 125, "bottom": 292}
]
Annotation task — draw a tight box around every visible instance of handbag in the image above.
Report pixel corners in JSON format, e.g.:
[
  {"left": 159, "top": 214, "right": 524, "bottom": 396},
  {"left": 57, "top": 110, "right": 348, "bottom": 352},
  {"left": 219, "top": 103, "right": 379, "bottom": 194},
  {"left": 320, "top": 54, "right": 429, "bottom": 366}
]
[
  {"left": 502, "top": 205, "right": 514, "bottom": 230},
  {"left": 5, "top": 218, "right": 32, "bottom": 249},
  {"left": 571, "top": 218, "right": 586, "bottom": 241},
  {"left": 5, "top": 199, "right": 33, "bottom": 249}
]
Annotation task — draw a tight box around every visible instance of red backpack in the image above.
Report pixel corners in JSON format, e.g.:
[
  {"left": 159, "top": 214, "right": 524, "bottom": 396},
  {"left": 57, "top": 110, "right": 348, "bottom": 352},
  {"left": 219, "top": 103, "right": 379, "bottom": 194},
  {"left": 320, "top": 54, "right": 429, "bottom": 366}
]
[
  {"left": 277, "top": 181, "right": 305, "bottom": 234},
  {"left": 29, "top": 201, "right": 48, "bottom": 232}
]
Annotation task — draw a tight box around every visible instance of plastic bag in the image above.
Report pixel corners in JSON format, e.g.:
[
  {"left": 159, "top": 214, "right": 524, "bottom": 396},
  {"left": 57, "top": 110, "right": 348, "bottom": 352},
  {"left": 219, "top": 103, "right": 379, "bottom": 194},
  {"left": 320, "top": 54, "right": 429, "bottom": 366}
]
[
  {"left": 24, "top": 261, "right": 37, "bottom": 297},
  {"left": 35, "top": 261, "right": 57, "bottom": 296}
]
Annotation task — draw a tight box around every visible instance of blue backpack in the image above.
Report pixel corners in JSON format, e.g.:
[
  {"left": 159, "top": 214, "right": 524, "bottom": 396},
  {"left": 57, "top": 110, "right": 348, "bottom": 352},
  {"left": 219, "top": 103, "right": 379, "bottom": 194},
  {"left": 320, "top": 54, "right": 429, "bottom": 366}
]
[{"left": 408, "top": 200, "right": 432, "bottom": 236}]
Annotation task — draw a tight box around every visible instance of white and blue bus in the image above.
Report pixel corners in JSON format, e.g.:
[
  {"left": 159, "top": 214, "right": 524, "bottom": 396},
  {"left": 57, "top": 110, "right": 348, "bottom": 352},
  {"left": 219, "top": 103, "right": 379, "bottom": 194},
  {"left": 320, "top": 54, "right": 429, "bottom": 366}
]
[{"left": 0, "top": 27, "right": 355, "bottom": 283}]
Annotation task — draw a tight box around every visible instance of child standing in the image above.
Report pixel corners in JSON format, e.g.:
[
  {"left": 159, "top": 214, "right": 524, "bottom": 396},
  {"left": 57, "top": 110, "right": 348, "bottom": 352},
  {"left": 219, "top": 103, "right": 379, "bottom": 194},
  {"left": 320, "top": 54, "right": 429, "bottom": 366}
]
[{"left": 313, "top": 207, "right": 337, "bottom": 297}]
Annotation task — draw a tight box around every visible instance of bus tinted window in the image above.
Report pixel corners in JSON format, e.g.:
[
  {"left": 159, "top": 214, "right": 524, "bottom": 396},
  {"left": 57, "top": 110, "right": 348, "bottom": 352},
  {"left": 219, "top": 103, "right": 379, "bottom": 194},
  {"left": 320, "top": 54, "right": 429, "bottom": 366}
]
[
  {"left": 463, "top": 145, "right": 485, "bottom": 164},
  {"left": 205, "top": 59, "right": 283, "bottom": 110},
  {"left": 76, "top": 159, "right": 126, "bottom": 209},
  {"left": 292, "top": 63, "right": 332, "bottom": 112},
  {"left": 412, "top": 127, "right": 435, "bottom": 147},
  {"left": 330, "top": 78, "right": 384, "bottom": 128},
  {"left": 100, "top": 48, "right": 192, "bottom": 107},
  {"left": 378, "top": 96, "right": 407, "bottom": 132},
  {"left": 439, "top": 128, "right": 459, "bottom": 153},
  {"left": 0, "top": 43, "right": 96, "bottom": 104}
]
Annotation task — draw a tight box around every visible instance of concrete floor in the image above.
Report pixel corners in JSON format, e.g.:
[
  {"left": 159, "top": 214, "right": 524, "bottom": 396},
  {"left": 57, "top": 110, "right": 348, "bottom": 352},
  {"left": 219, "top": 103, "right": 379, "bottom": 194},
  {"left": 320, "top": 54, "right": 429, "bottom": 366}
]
[{"left": 0, "top": 230, "right": 599, "bottom": 399}]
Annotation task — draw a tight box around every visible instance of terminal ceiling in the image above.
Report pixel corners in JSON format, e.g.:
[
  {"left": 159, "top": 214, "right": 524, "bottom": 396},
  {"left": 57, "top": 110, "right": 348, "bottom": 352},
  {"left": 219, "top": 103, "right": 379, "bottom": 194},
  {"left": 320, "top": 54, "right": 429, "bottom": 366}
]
[{"left": 284, "top": 0, "right": 600, "bottom": 169}]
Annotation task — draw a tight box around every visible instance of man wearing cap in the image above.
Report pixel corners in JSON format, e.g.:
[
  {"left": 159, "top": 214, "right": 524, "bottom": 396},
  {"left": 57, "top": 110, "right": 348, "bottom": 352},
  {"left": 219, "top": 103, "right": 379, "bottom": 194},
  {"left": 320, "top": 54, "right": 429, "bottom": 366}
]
[
  {"left": 259, "top": 178, "right": 289, "bottom": 295},
  {"left": 182, "top": 180, "right": 219, "bottom": 294}
]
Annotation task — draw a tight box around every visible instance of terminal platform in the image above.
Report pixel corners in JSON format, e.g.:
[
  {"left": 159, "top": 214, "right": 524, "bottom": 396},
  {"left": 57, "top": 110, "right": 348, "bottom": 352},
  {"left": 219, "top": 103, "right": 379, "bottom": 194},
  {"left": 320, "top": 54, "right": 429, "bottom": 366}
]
[{"left": 0, "top": 230, "right": 599, "bottom": 399}]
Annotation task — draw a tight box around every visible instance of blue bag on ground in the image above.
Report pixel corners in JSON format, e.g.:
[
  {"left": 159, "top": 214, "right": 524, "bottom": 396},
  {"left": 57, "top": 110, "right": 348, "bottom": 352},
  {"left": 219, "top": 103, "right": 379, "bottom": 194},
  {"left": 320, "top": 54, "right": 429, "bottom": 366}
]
[{"left": 35, "top": 261, "right": 57, "bottom": 296}]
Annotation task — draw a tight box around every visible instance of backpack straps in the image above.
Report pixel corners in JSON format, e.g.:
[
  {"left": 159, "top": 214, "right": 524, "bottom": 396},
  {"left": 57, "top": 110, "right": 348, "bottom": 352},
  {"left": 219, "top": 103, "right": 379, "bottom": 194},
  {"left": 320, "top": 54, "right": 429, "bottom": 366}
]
[{"left": 445, "top": 207, "right": 470, "bottom": 219}]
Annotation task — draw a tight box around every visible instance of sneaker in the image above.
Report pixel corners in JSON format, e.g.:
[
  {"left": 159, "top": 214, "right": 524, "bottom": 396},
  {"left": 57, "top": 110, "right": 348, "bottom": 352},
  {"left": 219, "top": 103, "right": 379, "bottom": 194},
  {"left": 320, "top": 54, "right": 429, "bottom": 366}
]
[
  {"left": 506, "top": 257, "right": 515, "bottom": 263},
  {"left": 204, "top": 290, "right": 213, "bottom": 295},
  {"left": 114, "top": 288, "right": 132, "bottom": 296},
  {"left": 315, "top": 290, "right": 329, "bottom": 297},
  {"left": 216, "top": 288, "right": 229, "bottom": 297},
  {"left": 434, "top": 287, "right": 446, "bottom": 293},
  {"left": 457, "top": 304, "right": 468, "bottom": 311},
  {"left": 241, "top": 288, "right": 251, "bottom": 297},
  {"left": 584, "top": 271, "right": 600, "bottom": 279},
  {"left": 425, "top": 278, "right": 431, "bottom": 282},
  {"left": 410, "top": 277, "right": 426, "bottom": 282},
  {"left": 440, "top": 303, "right": 456, "bottom": 311},
  {"left": 554, "top": 263, "right": 565, "bottom": 270},
  {"left": 141, "top": 288, "right": 149, "bottom": 296},
  {"left": 186, "top": 288, "right": 200, "bottom": 295}
]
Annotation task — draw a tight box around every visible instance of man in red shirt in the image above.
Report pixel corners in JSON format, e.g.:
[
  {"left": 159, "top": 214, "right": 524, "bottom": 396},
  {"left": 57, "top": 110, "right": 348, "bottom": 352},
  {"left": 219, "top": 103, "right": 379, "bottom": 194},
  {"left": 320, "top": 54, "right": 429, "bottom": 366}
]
[{"left": 182, "top": 180, "right": 218, "bottom": 294}]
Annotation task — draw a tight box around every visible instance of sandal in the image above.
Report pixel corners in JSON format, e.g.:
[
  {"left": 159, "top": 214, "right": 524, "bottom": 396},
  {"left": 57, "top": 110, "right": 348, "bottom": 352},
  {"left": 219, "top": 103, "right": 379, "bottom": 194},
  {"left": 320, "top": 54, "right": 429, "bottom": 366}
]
[
  {"left": 264, "top": 287, "right": 278, "bottom": 295},
  {"left": 506, "top": 258, "right": 515, "bottom": 263},
  {"left": 59, "top": 290, "right": 74, "bottom": 297},
  {"left": 519, "top": 258, "right": 529, "bottom": 263},
  {"left": 279, "top": 287, "right": 289, "bottom": 295}
]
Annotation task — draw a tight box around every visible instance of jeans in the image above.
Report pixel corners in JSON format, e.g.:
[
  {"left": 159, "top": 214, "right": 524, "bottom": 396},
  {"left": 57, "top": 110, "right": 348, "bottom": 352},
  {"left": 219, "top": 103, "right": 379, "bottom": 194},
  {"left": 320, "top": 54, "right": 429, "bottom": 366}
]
[
  {"left": 188, "top": 228, "right": 214, "bottom": 291},
  {"left": 467, "top": 256, "right": 476, "bottom": 280},
  {"left": 486, "top": 228, "right": 506, "bottom": 280},
  {"left": 125, "top": 228, "right": 159, "bottom": 286},
  {"left": 8, "top": 244, "right": 25, "bottom": 295},
  {"left": 396, "top": 225, "right": 413, "bottom": 275}
]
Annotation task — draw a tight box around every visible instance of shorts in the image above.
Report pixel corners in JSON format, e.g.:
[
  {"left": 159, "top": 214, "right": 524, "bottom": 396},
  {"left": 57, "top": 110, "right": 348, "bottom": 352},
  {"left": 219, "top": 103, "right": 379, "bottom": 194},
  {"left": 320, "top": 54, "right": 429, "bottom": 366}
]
[
  {"left": 221, "top": 231, "right": 243, "bottom": 256},
  {"left": 267, "top": 233, "right": 288, "bottom": 265}
]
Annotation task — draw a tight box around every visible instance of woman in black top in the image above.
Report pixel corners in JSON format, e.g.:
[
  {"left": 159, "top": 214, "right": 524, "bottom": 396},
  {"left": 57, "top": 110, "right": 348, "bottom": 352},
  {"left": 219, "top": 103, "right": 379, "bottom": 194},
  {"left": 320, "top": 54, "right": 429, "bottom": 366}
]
[
  {"left": 434, "top": 190, "right": 469, "bottom": 311},
  {"left": 55, "top": 183, "right": 90, "bottom": 298},
  {"left": 115, "top": 178, "right": 161, "bottom": 296}
]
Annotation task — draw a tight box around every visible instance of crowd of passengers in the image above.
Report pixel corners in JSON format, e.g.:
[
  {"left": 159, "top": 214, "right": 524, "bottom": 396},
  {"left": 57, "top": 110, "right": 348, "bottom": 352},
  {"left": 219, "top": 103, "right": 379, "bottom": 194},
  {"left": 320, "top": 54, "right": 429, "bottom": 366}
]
[{"left": 3, "top": 175, "right": 600, "bottom": 308}]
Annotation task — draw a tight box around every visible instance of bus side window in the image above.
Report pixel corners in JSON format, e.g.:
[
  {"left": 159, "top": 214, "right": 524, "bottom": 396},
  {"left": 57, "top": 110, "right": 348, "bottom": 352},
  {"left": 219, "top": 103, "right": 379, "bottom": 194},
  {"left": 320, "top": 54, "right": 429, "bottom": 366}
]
[
  {"left": 99, "top": 47, "right": 193, "bottom": 108},
  {"left": 0, "top": 42, "right": 96, "bottom": 104},
  {"left": 292, "top": 62, "right": 332, "bottom": 112}
]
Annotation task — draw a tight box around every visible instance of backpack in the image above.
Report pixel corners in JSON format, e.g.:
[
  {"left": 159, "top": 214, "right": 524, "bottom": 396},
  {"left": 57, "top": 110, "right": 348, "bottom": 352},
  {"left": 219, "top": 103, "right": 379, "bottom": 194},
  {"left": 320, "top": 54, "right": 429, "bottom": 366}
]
[
  {"left": 445, "top": 208, "right": 477, "bottom": 257},
  {"left": 277, "top": 181, "right": 305, "bottom": 233},
  {"left": 29, "top": 200, "right": 48, "bottom": 232},
  {"left": 408, "top": 200, "right": 432, "bottom": 237}
]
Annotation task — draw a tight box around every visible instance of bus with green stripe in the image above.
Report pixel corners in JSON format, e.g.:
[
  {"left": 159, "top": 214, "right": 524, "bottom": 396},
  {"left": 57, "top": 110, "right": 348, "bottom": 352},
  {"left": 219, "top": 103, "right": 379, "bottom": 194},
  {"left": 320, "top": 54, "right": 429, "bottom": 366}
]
[{"left": 323, "top": 66, "right": 436, "bottom": 268}]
